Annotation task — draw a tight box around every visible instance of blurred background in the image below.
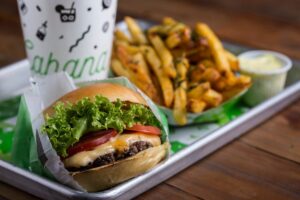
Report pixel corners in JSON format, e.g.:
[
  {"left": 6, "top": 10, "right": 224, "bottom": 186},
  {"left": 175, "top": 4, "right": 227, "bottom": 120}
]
[{"left": 0, "top": 0, "right": 299, "bottom": 67}]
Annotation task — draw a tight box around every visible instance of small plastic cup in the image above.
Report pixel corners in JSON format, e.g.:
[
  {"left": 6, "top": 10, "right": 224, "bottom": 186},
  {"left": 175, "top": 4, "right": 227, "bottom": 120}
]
[{"left": 238, "top": 50, "right": 292, "bottom": 106}]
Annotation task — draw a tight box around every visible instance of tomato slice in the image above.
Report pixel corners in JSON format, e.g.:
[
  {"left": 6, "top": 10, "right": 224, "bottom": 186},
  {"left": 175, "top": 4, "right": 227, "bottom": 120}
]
[
  {"left": 67, "top": 129, "right": 117, "bottom": 157},
  {"left": 126, "top": 124, "right": 161, "bottom": 135}
]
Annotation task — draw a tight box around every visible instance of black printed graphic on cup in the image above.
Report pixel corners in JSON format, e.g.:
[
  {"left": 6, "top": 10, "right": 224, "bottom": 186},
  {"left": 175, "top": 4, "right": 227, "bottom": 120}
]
[
  {"left": 19, "top": 0, "right": 28, "bottom": 15},
  {"left": 102, "top": 21, "right": 109, "bottom": 33},
  {"left": 69, "top": 25, "right": 91, "bottom": 52},
  {"left": 102, "top": 0, "right": 111, "bottom": 10},
  {"left": 36, "top": 5, "right": 41, "bottom": 12},
  {"left": 55, "top": 2, "right": 76, "bottom": 23},
  {"left": 36, "top": 21, "right": 47, "bottom": 41}
]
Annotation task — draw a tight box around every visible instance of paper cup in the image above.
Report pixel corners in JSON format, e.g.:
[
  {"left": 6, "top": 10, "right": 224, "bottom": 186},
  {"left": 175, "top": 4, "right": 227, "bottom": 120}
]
[{"left": 17, "top": 0, "right": 118, "bottom": 82}]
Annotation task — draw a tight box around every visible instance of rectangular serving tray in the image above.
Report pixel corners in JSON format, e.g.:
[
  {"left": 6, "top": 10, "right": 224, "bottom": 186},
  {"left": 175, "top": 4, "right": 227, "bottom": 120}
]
[{"left": 0, "top": 21, "right": 300, "bottom": 200}]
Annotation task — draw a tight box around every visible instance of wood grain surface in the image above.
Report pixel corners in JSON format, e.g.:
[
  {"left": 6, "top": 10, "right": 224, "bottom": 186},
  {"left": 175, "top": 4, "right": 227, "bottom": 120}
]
[{"left": 0, "top": 0, "right": 300, "bottom": 199}]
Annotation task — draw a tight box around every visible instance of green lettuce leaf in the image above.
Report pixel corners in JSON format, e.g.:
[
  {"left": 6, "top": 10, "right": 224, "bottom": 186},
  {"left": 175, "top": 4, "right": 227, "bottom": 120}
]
[{"left": 42, "top": 95, "right": 161, "bottom": 157}]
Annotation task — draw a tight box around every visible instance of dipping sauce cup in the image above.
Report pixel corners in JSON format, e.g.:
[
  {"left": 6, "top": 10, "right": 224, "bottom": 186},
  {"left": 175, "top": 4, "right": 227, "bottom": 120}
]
[{"left": 238, "top": 50, "right": 292, "bottom": 106}]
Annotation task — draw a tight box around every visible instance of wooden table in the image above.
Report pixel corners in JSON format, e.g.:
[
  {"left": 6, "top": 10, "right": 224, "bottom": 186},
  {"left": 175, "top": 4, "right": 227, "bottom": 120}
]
[{"left": 1, "top": 0, "right": 300, "bottom": 199}]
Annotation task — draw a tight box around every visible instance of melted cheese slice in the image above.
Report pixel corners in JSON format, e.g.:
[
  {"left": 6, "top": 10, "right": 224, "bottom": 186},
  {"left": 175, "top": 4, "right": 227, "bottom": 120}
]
[{"left": 63, "top": 133, "right": 161, "bottom": 168}]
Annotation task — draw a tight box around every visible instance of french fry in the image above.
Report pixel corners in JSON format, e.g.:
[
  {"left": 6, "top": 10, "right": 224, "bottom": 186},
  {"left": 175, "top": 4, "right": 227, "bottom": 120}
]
[
  {"left": 175, "top": 58, "right": 189, "bottom": 85},
  {"left": 235, "top": 75, "right": 252, "bottom": 87},
  {"left": 187, "top": 99, "right": 206, "bottom": 113},
  {"left": 173, "top": 87, "right": 187, "bottom": 125},
  {"left": 195, "top": 23, "right": 230, "bottom": 72},
  {"left": 173, "top": 58, "right": 189, "bottom": 125},
  {"left": 166, "top": 33, "right": 181, "bottom": 49},
  {"left": 114, "top": 41, "right": 140, "bottom": 55},
  {"left": 148, "top": 25, "right": 173, "bottom": 36},
  {"left": 141, "top": 46, "right": 174, "bottom": 107},
  {"left": 148, "top": 34, "right": 177, "bottom": 78},
  {"left": 111, "top": 58, "right": 130, "bottom": 77},
  {"left": 189, "top": 65, "right": 221, "bottom": 83},
  {"left": 181, "top": 27, "right": 192, "bottom": 44},
  {"left": 187, "top": 82, "right": 210, "bottom": 99},
  {"left": 150, "top": 71, "right": 164, "bottom": 105},
  {"left": 225, "top": 50, "right": 239, "bottom": 71},
  {"left": 111, "top": 58, "right": 151, "bottom": 100},
  {"left": 186, "top": 47, "right": 211, "bottom": 62},
  {"left": 221, "top": 87, "right": 244, "bottom": 101},
  {"left": 163, "top": 17, "right": 177, "bottom": 25},
  {"left": 114, "top": 29, "right": 132, "bottom": 43},
  {"left": 125, "top": 16, "right": 148, "bottom": 45},
  {"left": 202, "top": 89, "right": 223, "bottom": 107},
  {"left": 115, "top": 45, "right": 158, "bottom": 101},
  {"left": 225, "top": 71, "right": 238, "bottom": 87},
  {"left": 213, "top": 77, "right": 227, "bottom": 91},
  {"left": 189, "top": 63, "right": 205, "bottom": 83},
  {"left": 133, "top": 53, "right": 151, "bottom": 75},
  {"left": 200, "top": 59, "right": 215, "bottom": 68},
  {"left": 169, "top": 23, "right": 186, "bottom": 35},
  {"left": 201, "top": 68, "right": 221, "bottom": 83}
]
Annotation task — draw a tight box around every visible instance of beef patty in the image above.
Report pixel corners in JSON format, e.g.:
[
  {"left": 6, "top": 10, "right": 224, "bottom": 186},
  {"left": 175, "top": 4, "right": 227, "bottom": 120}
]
[{"left": 67, "top": 141, "right": 153, "bottom": 172}]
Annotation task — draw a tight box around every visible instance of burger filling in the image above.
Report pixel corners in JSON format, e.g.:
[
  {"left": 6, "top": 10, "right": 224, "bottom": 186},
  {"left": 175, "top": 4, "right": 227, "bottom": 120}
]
[
  {"left": 42, "top": 95, "right": 166, "bottom": 171},
  {"left": 64, "top": 133, "right": 161, "bottom": 171}
]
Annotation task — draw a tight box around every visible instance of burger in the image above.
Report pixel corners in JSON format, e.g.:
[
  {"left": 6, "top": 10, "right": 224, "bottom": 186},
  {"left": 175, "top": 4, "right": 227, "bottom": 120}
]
[{"left": 42, "top": 83, "right": 168, "bottom": 192}]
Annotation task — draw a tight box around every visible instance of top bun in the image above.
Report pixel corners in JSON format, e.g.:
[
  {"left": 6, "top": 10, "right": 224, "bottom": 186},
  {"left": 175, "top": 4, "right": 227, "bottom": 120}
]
[{"left": 44, "top": 83, "right": 147, "bottom": 116}]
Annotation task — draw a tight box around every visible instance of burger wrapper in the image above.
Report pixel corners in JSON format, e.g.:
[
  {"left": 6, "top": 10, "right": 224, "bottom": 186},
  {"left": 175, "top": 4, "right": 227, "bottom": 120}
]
[{"left": 11, "top": 72, "right": 169, "bottom": 192}]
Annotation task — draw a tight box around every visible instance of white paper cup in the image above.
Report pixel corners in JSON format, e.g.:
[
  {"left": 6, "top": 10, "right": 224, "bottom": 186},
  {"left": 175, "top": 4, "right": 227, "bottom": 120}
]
[
  {"left": 17, "top": 0, "right": 118, "bottom": 83},
  {"left": 238, "top": 50, "right": 292, "bottom": 106}
]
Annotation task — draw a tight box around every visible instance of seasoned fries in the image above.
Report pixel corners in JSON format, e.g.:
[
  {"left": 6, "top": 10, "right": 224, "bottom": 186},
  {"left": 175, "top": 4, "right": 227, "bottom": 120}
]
[
  {"left": 195, "top": 23, "right": 230, "bottom": 72},
  {"left": 141, "top": 46, "right": 174, "bottom": 107},
  {"left": 115, "top": 43, "right": 159, "bottom": 102},
  {"left": 187, "top": 99, "right": 206, "bottom": 113},
  {"left": 111, "top": 16, "right": 251, "bottom": 125},
  {"left": 173, "top": 58, "right": 189, "bottom": 125},
  {"left": 225, "top": 50, "right": 239, "bottom": 72},
  {"left": 148, "top": 35, "right": 177, "bottom": 78},
  {"left": 125, "top": 17, "right": 148, "bottom": 45},
  {"left": 114, "top": 29, "right": 131, "bottom": 44}
]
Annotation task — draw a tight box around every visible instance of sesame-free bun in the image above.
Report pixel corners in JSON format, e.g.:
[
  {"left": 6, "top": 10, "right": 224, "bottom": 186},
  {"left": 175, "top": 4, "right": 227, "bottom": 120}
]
[{"left": 44, "top": 83, "right": 147, "bottom": 116}]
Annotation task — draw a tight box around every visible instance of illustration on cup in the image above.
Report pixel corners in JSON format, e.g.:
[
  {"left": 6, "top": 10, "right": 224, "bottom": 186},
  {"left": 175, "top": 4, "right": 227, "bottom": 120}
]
[
  {"left": 102, "top": 0, "right": 111, "bottom": 10},
  {"left": 102, "top": 21, "right": 109, "bottom": 33},
  {"left": 69, "top": 25, "right": 91, "bottom": 52},
  {"left": 36, "top": 21, "right": 47, "bottom": 41},
  {"left": 36, "top": 5, "right": 41, "bottom": 12},
  {"left": 19, "top": 0, "right": 28, "bottom": 15},
  {"left": 55, "top": 2, "right": 76, "bottom": 23}
]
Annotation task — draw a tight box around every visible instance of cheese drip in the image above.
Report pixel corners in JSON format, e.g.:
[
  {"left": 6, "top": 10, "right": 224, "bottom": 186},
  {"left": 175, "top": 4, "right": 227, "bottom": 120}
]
[{"left": 63, "top": 133, "right": 161, "bottom": 168}]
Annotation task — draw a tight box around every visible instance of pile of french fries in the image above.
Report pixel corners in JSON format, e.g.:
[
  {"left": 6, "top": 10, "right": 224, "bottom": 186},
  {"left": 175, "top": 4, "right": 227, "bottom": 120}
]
[{"left": 111, "top": 17, "right": 251, "bottom": 125}]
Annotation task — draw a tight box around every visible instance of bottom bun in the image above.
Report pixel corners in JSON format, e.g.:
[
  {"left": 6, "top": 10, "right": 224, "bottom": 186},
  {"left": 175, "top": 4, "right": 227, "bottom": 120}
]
[{"left": 71, "top": 142, "right": 169, "bottom": 192}]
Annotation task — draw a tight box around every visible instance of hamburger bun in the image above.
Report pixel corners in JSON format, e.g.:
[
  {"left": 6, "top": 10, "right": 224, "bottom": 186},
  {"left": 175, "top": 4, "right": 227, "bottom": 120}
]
[
  {"left": 72, "top": 143, "right": 168, "bottom": 192},
  {"left": 44, "top": 83, "right": 147, "bottom": 116}
]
